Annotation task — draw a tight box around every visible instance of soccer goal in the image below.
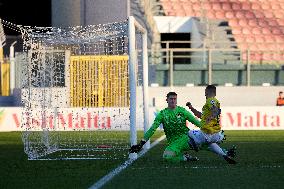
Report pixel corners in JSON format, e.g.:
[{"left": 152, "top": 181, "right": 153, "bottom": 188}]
[{"left": 15, "top": 16, "right": 149, "bottom": 160}]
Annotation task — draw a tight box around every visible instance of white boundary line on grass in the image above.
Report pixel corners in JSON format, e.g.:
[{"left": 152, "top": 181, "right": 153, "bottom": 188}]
[{"left": 88, "top": 135, "right": 166, "bottom": 189}]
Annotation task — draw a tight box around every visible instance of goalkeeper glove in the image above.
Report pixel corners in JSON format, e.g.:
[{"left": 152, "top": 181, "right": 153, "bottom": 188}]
[
  {"left": 186, "top": 102, "right": 192, "bottom": 107},
  {"left": 129, "top": 139, "right": 146, "bottom": 153}
]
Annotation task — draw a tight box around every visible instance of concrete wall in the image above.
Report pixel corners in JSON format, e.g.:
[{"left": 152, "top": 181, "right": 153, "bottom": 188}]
[
  {"left": 13, "top": 86, "right": 284, "bottom": 109},
  {"left": 148, "top": 86, "right": 284, "bottom": 109},
  {"left": 52, "top": 0, "right": 128, "bottom": 27},
  {"left": 154, "top": 64, "right": 284, "bottom": 86},
  {"left": 52, "top": 0, "right": 83, "bottom": 27},
  {"left": 84, "top": 0, "right": 128, "bottom": 25},
  {"left": 0, "top": 96, "right": 15, "bottom": 106},
  {"left": 51, "top": 0, "right": 153, "bottom": 48},
  {"left": 13, "top": 88, "right": 69, "bottom": 108}
]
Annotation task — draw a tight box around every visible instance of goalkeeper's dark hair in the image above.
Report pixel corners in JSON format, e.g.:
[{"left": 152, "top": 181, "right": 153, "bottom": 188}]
[
  {"left": 206, "top": 85, "right": 216, "bottom": 94},
  {"left": 166, "top": 92, "right": 177, "bottom": 98}
]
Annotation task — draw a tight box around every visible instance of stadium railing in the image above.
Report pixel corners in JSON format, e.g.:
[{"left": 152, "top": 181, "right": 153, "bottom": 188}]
[{"left": 149, "top": 40, "right": 284, "bottom": 86}]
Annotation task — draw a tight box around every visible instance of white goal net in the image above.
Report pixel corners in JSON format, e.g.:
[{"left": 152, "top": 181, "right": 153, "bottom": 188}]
[{"left": 3, "top": 17, "right": 149, "bottom": 160}]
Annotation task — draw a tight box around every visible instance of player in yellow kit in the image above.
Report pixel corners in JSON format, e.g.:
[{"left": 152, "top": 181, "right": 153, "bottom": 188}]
[{"left": 186, "top": 85, "right": 237, "bottom": 164}]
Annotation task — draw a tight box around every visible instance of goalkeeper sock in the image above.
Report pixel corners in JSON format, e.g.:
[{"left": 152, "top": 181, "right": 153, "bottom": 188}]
[
  {"left": 163, "top": 150, "right": 187, "bottom": 163},
  {"left": 163, "top": 154, "right": 184, "bottom": 163},
  {"left": 208, "top": 143, "right": 226, "bottom": 156}
]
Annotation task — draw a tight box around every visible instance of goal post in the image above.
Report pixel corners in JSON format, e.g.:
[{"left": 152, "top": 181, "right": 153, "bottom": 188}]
[
  {"left": 10, "top": 16, "right": 150, "bottom": 160},
  {"left": 128, "top": 16, "right": 150, "bottom": 160}
]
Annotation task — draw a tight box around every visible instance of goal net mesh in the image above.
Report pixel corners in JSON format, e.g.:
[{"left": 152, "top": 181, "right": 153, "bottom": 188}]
[{"left": 7, "top": 19, "right": 146, "bottom": 160}]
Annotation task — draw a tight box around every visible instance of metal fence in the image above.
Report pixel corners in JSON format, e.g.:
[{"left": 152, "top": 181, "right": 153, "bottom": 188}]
[{"left": 149, "top": 41, "right": 284, "bottom": 86}]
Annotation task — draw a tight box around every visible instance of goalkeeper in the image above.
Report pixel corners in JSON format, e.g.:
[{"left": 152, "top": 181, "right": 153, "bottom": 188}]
[
  {"left": 130, "top": 92, "right": 201, "bottom": 163},
  {"left": 186, "top": 85, "right": 237, "bottom": 164}
]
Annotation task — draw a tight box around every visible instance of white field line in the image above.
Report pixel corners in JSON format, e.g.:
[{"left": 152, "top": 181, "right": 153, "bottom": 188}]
[{"left": 88, "top": 135, "right": 166, "bottom": 189}]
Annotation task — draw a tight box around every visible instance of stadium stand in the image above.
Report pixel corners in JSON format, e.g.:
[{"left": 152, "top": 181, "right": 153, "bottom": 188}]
[{"left": 159, "top": 0, "right": 284, "bottom": 63}]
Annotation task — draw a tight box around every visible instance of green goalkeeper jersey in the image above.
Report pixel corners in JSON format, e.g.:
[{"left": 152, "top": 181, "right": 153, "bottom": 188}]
[{"left": 144, "top": 106, "right": 201, "bottom": 145}]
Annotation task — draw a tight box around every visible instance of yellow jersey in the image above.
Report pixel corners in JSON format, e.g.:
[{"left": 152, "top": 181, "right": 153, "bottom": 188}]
[{"left": 200, "top": 97, "right": 221, "bottom": 134}]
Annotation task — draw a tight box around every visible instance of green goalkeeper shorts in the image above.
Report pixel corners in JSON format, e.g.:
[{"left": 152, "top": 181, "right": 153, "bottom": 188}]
[{"left": 165, "top": 134, "right": 190, "bottom": 156}]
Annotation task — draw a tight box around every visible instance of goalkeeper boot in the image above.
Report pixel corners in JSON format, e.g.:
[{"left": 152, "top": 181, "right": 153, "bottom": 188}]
[
  {"left": 227, "top": 145, "right": 237, "bottom": 158},
  {"left": 223, "top": 155, "right": 237, "bottom": 164},
  {"left": 184, "top": 154, "right": 199, "bottom": 162}
]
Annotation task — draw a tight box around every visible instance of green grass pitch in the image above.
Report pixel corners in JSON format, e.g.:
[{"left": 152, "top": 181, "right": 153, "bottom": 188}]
[{"left": 0, "top": 131, "right": 284, "bottom": 189}]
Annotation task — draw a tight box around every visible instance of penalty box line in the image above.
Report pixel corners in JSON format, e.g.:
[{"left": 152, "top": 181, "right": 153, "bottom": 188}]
[{"left": 88, "top": 135, "right": 166, "bottom": 189}]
